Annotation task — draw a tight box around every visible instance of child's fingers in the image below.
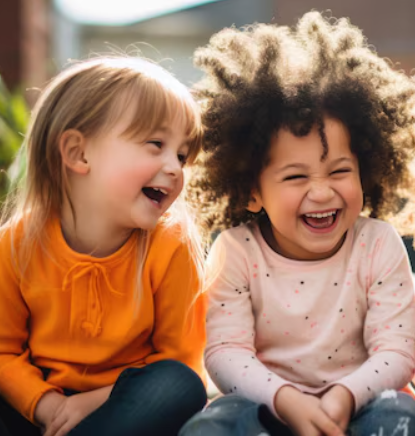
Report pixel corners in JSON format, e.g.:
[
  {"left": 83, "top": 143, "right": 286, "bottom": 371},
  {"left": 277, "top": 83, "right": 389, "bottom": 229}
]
[
  {"left": 312, "top": 409, "right": 345, "bottom": 436},
  {"left": 320, "top": 385, "right": 354, "bottom": 431},
  {"left": 320, "top": 400, "right": 346, "bottom": 429},
  {"left": 54, "top": 422, "right": 72, "bottom": 436},
  {"left": 43, "top": 414, "right": 68, "bottom": 436}
]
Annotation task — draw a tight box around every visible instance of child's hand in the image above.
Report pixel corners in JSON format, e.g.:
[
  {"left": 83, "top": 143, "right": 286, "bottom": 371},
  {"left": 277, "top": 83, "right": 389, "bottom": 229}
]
[
  {"left": 42, "top": 385, "right": 113, "bottom": 436},
  {"left": 274, "top": 386, "right": 345, "bottom": 436},
  {"left": 320, "top": 385, "right": 354, "bottom": 432},
  {"left": 34, "top": 391, "right": 66, "bottom": 430}
]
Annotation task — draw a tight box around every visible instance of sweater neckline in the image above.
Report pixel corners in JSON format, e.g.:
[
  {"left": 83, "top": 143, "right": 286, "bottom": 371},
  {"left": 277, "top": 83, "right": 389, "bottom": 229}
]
[
  {"left": 49, "top": 217, "right": 138, "bottom": 267},
  {"left": 252, "top": 220, "right": 355, "bottom": 270}
]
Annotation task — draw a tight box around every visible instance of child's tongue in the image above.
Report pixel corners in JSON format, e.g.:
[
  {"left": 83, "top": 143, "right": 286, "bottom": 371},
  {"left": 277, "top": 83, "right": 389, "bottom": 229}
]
[{"left": 303, "top": 215, "right": 334, "bottom": 229}]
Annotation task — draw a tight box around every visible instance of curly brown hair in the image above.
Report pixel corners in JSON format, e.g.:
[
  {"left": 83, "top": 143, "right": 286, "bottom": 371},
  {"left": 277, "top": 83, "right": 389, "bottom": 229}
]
[{"left": 188, "top": 11, "right": 415, "bottom": 237}]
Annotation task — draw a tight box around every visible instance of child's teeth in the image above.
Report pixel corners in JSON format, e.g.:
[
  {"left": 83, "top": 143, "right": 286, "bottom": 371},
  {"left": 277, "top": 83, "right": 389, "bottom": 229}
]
[
  {"left": 305, "top": 210, "right": 336, "bottom": 218},
  {"left": 153, "top": 188, "right": 167, "bottom": 195}
]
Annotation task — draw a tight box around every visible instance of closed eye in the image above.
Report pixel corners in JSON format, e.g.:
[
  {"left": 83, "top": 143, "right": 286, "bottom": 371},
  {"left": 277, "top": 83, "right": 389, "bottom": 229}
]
[
  {"left": 330, "top": 168, "right": 352, "bottom": 175},
  {"left": 283, "top": 174, "right": 307, "bottom": 181}
]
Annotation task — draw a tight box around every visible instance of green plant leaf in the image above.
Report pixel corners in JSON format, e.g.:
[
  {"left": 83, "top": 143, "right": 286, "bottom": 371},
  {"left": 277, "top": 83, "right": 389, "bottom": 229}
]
[{"left": 0, "top": 76, "right": 29, "bottom": 203}]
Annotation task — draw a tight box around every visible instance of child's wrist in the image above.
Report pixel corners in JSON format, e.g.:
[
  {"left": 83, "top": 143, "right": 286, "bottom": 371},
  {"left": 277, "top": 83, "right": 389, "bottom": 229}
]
[
  {"left": 34, "top": 390, "right": 65, "bottom": 426},
  {"left": 331, "top": 384, "right": 355, "bottom": 416},
  {"left": 274, "top": 385, "right": 301, "bottom": 417}
]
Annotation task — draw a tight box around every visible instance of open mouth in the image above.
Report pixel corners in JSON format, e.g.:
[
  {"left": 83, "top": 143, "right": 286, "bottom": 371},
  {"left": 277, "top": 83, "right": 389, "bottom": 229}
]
[
  {"left": 142, "top": 187, "right": 167, "bottom": 205},
  {"left": 301, "top": 209, "right": 340, "bottom": 230}
]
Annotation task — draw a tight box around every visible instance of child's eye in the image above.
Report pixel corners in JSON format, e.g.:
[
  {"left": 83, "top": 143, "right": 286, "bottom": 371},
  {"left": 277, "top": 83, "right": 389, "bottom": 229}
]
[
  {"left": 148, "top": 140, "right": 163, "bottom": 148},
  {"left": 283, "top": 174, "right": 307, "bottom": 181},
  {"left": 331, "top": 168, "right": 352, "bottom": 175},
  {"left": 178, "top": 154, "right": 188, "bottom": 166}
]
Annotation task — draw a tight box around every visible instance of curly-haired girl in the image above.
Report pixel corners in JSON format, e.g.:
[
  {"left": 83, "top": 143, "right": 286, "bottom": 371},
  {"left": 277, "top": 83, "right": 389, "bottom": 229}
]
[{"left": 181, "top": 11, "right": 415, "bottom": 436}]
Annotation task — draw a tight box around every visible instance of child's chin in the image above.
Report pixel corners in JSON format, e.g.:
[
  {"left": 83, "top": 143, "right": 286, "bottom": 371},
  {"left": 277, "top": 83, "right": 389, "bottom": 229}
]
[
  {"left": 134, "top": 221, "right": 158, "bottom": 231},
  {"left": 127, "top": 214, "right": 159, "bottom": 231}
]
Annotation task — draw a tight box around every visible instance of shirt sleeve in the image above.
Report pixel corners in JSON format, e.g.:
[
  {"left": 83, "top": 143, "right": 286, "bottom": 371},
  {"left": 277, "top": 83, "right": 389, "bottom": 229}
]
[
  {"left": 144, "top": 239, "right": 207, "bottom": 383},
  {"left": 205, "top": 232, "right": 293, "bottom": 415},
  {"left": 0, "top": 228, "right": 60, "bottom": 423},
  {"left": 336, "top": 224, "right": 415, "bottom": 412}
]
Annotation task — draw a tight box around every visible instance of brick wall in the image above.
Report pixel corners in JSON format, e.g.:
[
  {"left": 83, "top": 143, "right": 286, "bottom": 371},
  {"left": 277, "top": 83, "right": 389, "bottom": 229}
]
[
  {"left": 0, "top": 0, "right": 50, "bottom": 96},
  {"left": 0, "top": 1, "right": 21, "bottom": 90}
]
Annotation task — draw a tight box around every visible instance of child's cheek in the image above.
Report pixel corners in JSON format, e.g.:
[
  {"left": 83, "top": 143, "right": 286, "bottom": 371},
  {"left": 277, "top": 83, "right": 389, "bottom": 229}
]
[
  {"left": 103, "top": 161, "right": 156, "bottom": 198},
  {"left": 347, "top": 180, "right": 364, "bottom": 212}
]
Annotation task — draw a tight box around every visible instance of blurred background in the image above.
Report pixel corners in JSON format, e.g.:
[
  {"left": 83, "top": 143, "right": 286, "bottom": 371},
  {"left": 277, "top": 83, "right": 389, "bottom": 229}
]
[
  {"left": 0, "top": 0, "right": 414, "bottom": 267},
  {"left": 2, "top": 0, "right": 415, "bottom": 94}
]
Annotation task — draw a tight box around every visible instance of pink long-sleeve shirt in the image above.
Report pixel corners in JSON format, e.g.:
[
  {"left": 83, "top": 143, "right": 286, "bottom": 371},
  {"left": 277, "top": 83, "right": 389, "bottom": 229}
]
[{"left": 205, "top": 217, "right": 415, "bottom": 416}]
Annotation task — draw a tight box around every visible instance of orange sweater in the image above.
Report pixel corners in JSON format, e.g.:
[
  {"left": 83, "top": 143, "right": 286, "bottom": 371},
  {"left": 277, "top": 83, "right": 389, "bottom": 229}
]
[{"left": 0, "top": 218, "right": 206, "bottom": 423}]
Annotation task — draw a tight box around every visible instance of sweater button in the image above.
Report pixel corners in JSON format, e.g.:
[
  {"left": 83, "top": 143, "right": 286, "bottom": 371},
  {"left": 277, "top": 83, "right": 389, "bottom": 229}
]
[{"left": 81, "top": 321, "right": 93, "bottom": 330}]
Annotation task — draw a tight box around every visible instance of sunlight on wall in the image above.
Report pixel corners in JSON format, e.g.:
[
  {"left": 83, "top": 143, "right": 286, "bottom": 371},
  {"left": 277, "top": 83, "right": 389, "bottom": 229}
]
[{"left": 55, "top": 0, "right": 225, "bottom": 25}]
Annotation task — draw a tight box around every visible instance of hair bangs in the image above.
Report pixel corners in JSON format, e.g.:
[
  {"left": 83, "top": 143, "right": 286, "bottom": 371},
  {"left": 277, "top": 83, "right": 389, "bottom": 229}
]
[{"left": 118, "top": 75, "right": 202, "bottom": 164}]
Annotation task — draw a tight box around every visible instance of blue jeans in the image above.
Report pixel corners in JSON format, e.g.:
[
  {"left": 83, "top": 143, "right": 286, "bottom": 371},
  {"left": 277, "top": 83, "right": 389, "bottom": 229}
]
[
  {"left": 179, "top": 391, "right": 415, "bottom": 436},
  {"left": 0, "top": 360, "right": 207, "bottom": 436}
]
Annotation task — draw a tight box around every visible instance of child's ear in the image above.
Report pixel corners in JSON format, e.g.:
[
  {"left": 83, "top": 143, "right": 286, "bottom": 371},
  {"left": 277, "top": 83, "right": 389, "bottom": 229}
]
[
  {"left": 246, "top": 190, "right": 263, "bottom": 213},
  {"left": 59, "top": 129, "right": 90, "bottom": 175}
]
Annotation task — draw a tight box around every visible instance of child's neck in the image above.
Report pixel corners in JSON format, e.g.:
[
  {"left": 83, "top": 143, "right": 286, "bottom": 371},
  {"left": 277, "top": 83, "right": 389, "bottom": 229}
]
[{"left": 60, "top": 201, "right": 133, "bottom": 258}]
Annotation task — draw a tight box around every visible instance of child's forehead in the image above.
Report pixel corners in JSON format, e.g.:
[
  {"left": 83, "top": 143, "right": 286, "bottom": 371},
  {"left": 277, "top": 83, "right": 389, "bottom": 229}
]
[
  {"left": 104, "top": 88, "right": 190, "bottom": 130},
  {"left": 269, "top": 118, "right": 352, "bottom": 163}
]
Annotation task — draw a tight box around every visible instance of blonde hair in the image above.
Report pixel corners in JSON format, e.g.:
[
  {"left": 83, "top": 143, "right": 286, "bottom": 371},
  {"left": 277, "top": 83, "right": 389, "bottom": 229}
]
[{"left": 2, "top": 56, "right": 204, "bottom": 295}]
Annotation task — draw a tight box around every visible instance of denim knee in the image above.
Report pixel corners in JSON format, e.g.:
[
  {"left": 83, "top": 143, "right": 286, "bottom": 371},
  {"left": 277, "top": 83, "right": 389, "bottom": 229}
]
[
  {"left": 117, "top": 359, "right": 200, "bottom": 381},
  {"left": 153, "top": 359, "right": 207, "bottom": 404},
  {"left": 359, "top": 391, "right": 415, "bottom": 416},
  {"left": 69, "top": 361, "right": 207, "bottom": 436},
  {"left": 162, "top": 360, "right": 208, "bottom": 408},
  {"left": 348, "top": 391, "right": 415, "bottom": 436},
  {"left": 113, "top": 359, "right": 207, "bottom": 409},
  {"left": 179, "top": 394, "right": 272, "bottom": 436}
]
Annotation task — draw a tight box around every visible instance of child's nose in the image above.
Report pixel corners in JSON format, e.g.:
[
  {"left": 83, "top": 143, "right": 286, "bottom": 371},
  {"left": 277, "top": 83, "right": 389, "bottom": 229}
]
[
  {"left": 307, "top": 179, "right": 335, "bottom": 203},
  {"left": 164, "top": 155, "right": 182, "bottom": 178}
]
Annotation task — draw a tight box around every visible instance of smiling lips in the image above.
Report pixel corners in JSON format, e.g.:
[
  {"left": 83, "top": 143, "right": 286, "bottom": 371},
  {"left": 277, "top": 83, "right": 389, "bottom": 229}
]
[
  {"left": 142, "top": 187, "right": 168, "bottom": 204},
  {"left": 302, "top": 209, "right": 339, "bottom": 230}
]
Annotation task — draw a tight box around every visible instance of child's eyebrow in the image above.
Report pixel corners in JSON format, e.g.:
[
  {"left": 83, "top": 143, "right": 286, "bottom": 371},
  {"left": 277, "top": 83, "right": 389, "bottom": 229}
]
[
  {"left": 150, "top": 127, "right": 191, "bottom": 149},
  {"left": 329, "top": 157, "right": 355, "bottom": 166},
  {"left": 275, "top": 157, "right": 354, "bottom": 173},
  {"left": 274, "top": 163, "right": 308, "bottom": 173},
  {"left": 151, "top": 126, "right": 189, "bottom": 142},
  {"left": 151, "top": 126, "right": 172, "bottom": 134}
]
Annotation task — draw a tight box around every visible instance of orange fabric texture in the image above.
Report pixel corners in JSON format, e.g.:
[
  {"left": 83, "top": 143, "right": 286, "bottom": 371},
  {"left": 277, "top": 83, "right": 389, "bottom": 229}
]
[{"left": 0, "top": 218, "right": 206, "bottom": 423}]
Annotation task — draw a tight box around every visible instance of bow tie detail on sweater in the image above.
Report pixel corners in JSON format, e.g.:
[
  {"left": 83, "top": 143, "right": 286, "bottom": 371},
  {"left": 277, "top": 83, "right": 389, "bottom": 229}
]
[{"left": 62, "top": 262, "right": 123, "bottom": 338}]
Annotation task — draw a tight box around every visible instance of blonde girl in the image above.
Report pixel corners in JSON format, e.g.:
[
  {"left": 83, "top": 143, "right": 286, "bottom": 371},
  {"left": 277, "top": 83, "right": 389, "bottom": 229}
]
[{"left": 0, "top": 57, "right": 207, "bottom": 436}]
